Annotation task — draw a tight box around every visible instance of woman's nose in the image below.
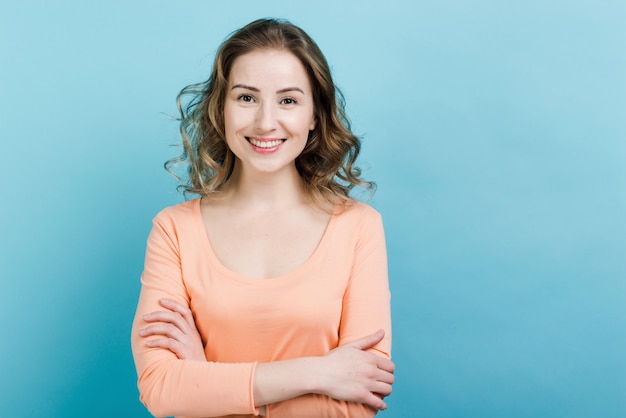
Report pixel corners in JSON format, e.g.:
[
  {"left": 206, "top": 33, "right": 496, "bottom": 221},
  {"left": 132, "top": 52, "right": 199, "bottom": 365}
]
[{"left": 255, "top": 103, "right": 277, "bottom": 132}]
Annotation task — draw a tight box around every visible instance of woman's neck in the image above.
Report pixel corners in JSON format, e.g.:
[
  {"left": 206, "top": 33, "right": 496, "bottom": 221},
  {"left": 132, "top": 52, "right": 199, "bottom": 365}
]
[{"left": 221, "top": 163, "right": 308, "bottom": 211}]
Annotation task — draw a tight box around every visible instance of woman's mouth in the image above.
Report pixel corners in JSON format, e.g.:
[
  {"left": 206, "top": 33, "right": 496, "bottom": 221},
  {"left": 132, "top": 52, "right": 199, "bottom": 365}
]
[{"left": 246, "top": 137, "right": 285, "bottom": 150}]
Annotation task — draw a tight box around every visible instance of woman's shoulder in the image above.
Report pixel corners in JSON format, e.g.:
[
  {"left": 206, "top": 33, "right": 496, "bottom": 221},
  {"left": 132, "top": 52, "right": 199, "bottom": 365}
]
[
  {"left": 334, "top": 199, "right": 383, "bottom": 225},
  {"left": 152, "top": 198, "right": 201, "bottom": 226}
]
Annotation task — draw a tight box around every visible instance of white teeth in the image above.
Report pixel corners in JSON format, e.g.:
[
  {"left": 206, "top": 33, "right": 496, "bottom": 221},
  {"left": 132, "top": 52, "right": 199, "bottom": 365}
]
[{"left": 249, "top": 138, "right": 283, "bottom": 148}]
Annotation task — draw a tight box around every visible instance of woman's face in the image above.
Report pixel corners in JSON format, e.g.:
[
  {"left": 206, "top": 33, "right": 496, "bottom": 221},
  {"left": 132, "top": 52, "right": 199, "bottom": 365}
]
[{"left": 223, "top": 48, "right": 316, "bottom": 176}]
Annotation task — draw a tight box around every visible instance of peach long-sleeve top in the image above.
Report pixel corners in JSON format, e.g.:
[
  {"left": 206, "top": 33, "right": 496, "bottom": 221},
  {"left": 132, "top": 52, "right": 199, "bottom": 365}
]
[{"left": 131, "top": 198, "right": 391, "bottom": 418}]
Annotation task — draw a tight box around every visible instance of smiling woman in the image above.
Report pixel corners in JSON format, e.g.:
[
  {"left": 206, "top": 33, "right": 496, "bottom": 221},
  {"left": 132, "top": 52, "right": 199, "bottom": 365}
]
[
  {"left": 167, "top": 18, "right": 373, "bottom": 207},
  {"left": 223, "top": 49, "right": 316, "bottom": 174},
  {"left": 130, "top": 18, "right": 393, "bottom": 418}
]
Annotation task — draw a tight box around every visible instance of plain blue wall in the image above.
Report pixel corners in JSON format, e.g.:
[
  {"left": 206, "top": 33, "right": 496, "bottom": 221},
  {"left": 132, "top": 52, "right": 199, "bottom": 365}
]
[{"left": 1, "top": 1, "right": 625, "bottom": 417}]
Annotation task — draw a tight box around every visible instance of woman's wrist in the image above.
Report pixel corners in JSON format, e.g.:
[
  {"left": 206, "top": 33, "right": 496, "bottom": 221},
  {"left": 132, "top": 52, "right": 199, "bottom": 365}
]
[
  {"left": 305, "top": 355, "right": 325, "bottom": 395},
  {"left": 253, "top": 356, "right": 323, "bottom": 406}
]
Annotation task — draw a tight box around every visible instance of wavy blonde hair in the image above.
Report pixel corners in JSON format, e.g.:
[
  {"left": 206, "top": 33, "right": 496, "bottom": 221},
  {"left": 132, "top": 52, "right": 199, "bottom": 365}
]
[{"left": 167, "top": 18, "right": 374, "bottom": 206}]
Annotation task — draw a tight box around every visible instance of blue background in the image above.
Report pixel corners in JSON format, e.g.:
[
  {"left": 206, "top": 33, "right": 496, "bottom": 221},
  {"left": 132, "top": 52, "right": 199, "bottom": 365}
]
[{"left": 1, "top": 1, "right": 624, "bottom": 417}]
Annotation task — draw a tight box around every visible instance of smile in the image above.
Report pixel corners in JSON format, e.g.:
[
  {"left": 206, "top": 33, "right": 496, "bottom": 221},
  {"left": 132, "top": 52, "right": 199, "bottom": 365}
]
[{"left": 246, "top": 137, "right": 285, "bottom": 149}]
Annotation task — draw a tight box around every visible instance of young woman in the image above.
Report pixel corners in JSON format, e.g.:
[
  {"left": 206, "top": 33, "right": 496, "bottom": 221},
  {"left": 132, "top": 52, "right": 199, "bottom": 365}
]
[{"left": 131, "top": 18, "right": 394, "bottom": 417}]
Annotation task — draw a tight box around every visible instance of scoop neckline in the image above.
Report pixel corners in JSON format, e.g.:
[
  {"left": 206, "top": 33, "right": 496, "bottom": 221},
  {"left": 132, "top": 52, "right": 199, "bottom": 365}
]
[{"left": 191, "top": 198, "right": 339, "bottom": 285}]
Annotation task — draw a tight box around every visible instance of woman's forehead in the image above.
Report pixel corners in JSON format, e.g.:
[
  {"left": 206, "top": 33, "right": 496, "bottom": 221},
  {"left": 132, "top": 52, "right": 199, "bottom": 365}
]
[{"left": 228, "top": 49, "right": 312, "bottom": 92}]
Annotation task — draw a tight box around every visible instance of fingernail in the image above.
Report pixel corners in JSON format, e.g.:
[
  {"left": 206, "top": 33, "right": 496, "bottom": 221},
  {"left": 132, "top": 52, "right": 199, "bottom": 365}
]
[
  {"left": 143, "top": 313, "right": 151, "bottom": 320},
  {"left": 138, "top": 328, "right": 146, "bottom": 336},
  {"left": 146, "top": 340, "right": 155, "bottom": 347}
]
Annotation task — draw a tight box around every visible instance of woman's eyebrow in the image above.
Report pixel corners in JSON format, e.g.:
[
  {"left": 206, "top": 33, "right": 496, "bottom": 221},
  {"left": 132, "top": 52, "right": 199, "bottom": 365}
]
[
  {"left": 231, "top": 84, "right": 304, "bottom": 94},
  {"left": 276, "top": 87, "right": 304, "bottom": 94},
  {"left": 231, "top": 84, "right": 259, "bottom": 91}
]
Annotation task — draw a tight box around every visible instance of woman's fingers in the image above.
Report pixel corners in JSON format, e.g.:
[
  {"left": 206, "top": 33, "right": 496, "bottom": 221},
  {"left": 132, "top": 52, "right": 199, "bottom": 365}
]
[
  {"left": 376, "top": 356, "right": 395, "bottom": 375},
  {"left": 346, "top": 330, "right": 394, "bottom": 378},
  {"left": 143, "top": 310, "right": 185, "bottom": 329},
  {"left": 159, "top": 298, "right": 194, "bottom": 323},
  {"left": 143, "top": 299, "right": 192, "bottom": 330},
  {"left": 363, "top": 391, "right": 388, "bottom": 411},
  {"left": 361, "top": 376, "right": 393, "bottom": 410},
  {"left": 140, "top": 322, "right": 189, "bottom": 359},
  {"left": 145, "top": 337, "right": 188, "bottom": 359},
  {"left": 138, "top": 322, "right": 184, "bottom": 340},
  {"left": 373, "top": 362, "right": 395, "bottom": 386},
  {"left": 317, "top": 333, "right": 395, "bottom": 410},
  {"left": 347, "top": 329, "right": 385, "bottom": 351},
  {"left": 139, "top": 299, "right": 206, "bottom": 361},
  {"left": 371, "top": 380, "right": 393, "bottom": 397}
]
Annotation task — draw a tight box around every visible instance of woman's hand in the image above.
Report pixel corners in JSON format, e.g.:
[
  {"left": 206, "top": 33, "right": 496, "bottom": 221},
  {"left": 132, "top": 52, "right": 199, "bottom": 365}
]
[
  {"left": 317, "top": 329, "right": 395, "bottom": 411},
  {"left": 138, "top": 298, "right": 206, "bottom": 361}
]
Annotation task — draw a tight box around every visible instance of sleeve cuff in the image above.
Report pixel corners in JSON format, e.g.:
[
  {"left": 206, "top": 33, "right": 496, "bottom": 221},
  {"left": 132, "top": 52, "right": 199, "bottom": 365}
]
[{"left": 249, "top": 361, "right": 261, "bottom": 416}]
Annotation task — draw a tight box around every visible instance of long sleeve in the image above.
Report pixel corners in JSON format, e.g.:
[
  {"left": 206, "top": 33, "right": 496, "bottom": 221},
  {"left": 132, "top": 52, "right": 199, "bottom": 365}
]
[
  {"left": 130, "top": 212, "right": 258, "bottom": 417},
  {"left": 336, "top": 208, "right": 392, "bottom": 416},
  {"left": 339, "top": 209, "right": 392, "bottom": 357}
]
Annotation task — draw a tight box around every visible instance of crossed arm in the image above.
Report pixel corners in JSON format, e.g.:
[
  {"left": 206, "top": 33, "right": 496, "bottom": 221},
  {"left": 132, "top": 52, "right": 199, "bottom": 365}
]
[{"left": 138, "top": 298, "right": 395, "bottom": 413}]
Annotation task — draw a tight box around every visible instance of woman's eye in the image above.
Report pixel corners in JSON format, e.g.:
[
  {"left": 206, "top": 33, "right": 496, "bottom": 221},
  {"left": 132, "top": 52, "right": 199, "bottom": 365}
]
[
  {"left": 238, "top": 94, "right": 254, "bottom": 103},
  {"left": 280, "top": 97, "right": 297, "bottom": 105}
]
